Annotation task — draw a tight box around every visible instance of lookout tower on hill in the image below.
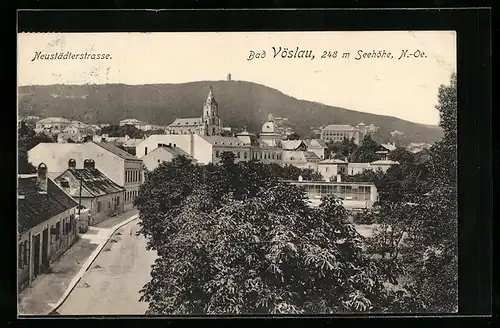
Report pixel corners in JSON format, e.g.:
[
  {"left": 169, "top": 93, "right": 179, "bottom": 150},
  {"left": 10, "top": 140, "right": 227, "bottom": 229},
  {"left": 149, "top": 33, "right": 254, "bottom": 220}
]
[{"left": 227, "top": 73, "right": 232, "bottom": 81}]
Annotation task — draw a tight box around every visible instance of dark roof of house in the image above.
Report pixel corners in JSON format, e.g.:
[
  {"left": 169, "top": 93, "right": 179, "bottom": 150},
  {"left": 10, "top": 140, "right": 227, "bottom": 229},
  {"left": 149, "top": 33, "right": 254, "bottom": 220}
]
[
  {"left": 92, "top": 142, "right": 141, "bottom": 161},
  {"left": 18, "top": 176, "right": 78, "bottom": 234},
  {"left": 56, "top": 168, "right": 125, "bottom": 198}
]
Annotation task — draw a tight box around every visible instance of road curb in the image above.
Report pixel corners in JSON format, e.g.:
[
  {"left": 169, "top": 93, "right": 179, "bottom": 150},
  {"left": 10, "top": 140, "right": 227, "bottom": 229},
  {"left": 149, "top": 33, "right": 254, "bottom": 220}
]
[{"left": 44, "top": 214, "right": 140, "bottom": 315}]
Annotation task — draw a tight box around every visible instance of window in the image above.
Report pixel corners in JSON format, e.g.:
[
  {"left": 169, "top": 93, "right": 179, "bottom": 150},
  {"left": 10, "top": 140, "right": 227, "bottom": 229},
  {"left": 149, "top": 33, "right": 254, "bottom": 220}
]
[
  {"left": 97, "top": 201, "right": 102, "bottom": 213},
  {"left": 244, "top": 152, "right": 247, "bottom": 159},
  {"left": 23, "top": 241, "right": 28, "bottom": 266},
  {"left": 237, "top": 152, "right": 241, "bottom": 159},
  {"left": 55, "top": 222, "right": 61, "bottom": 240},
  {"left": 215, "top": 151, "right": 219, "bottom": 158},
  {"left": 116, "top": 196, "right": 120, "bottom": 206},
  {"left": 145, "top": 147, "right": 148, "bottom": 155}
]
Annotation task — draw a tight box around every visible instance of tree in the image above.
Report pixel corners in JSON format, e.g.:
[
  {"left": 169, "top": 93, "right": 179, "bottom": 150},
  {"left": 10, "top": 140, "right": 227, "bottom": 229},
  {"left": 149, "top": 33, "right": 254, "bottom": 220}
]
[
  {"left": 135, "top": 155, "right": 410, "bottom": 314},
  {"left": 366, "top": 73, "right": 458, "bottom": 312},
  {"left": 137, "top": 158, "right": 403, "bottom": 314},
  {"left": 326, "top": 138, "right": 357, "bottom": 160},
  {"left": 18, "top": 121, "right": 55, "bottom": 174},
  {"left": 101, "top": 124, "right": 144, "bottom": 138},
  {"left": 221, "top": 130, "right": 233, "bottom": 137},
  {"left": 350, "top": 135, "right": 379, "bottom": 163},
  {"left": 286, "top": 132, "right": 301, "bottom": 140}
]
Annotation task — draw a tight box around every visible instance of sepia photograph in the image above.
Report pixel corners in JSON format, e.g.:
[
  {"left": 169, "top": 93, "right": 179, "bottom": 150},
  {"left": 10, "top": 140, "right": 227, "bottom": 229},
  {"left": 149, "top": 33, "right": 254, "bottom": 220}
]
[{"left": 17, "top": 31, "right": 458, "bottom": 316}]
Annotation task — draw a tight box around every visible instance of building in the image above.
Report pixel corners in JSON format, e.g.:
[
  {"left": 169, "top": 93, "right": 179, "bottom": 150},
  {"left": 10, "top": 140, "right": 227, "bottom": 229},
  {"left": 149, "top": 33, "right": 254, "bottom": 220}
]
[
  {"left": 35, "top": 117, "right": 72, "bottom": 134},
  {"left": 347, "top": 162, "right": 372, "bottom": 176},
  {"left": 141, "top": 145, "right": 197, "bottom": 171},
  {"left": 375, "top": 143, "right": 397, "bottom": 159},
  {"left": 406, "top": 142, "right": 432, "bottom": 153},
  {"left": 18, "top": 164, "right": 79, "bottom": 291},
  {"left": 320, "top": 122, "right": 376, "bottom": 145},
  {"left": 303, "top": 139, "right": 328, "bottom": 160},
  {"left": 282, "top": 150, "right": 321, "bottom": 170},
  {"left": 166, "top": 87, "right": 223, "bottom": 136},
  {"left": 317, "top": 158, "right": 348, "bottom": 181},
  {"left": 28, "top": 141, "right": 144, "bottom": 211},
  {"left": 121, "top": 137, "right": 144, "bottom": 156},
  {"left": 119, "top": 118, "right": 144, "bottom": 127},
  {"left": 250, "top": 139, "right": 283, "bottom": 164},
  {"left": 287, "top": 179, "right": 378, "bottom": 210},
  {"left": 369, "top": 159, "right": 399, "bottom": 173},
  {"left": 54, "top": 159, "right": 125, "bottom": 226},
  {"left": 259, "top": 114, "right": 284, "bottom": 148}
]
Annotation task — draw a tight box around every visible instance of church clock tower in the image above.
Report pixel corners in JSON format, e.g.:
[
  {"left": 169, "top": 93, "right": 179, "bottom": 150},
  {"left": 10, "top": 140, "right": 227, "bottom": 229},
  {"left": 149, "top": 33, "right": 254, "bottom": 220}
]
[{"left": 201, "top": 86, "right": 222, "bottom": 136}]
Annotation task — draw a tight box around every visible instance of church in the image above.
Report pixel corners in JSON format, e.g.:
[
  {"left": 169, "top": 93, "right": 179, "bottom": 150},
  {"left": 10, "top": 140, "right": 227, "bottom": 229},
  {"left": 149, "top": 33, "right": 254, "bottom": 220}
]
[{"left": 165, "top": 87, "right": 223, "bottom": 136}]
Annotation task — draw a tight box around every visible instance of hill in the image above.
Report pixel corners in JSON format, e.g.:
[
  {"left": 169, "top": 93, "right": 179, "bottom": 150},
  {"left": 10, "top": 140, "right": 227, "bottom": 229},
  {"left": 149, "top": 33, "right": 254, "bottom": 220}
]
[{"left": 18, "top": 81, "right": 443, "bottom": 145}]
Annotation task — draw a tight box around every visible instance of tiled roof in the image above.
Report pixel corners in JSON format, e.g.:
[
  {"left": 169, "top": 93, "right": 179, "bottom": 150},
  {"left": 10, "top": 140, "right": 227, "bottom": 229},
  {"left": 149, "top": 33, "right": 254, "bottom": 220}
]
[
  {"left": 122, "top": 138, "right": 144, "bottom": 148},
  {"left": 380, "top": 143, "right": 397, "bottom": 151},
  {"left": 37, "top": 117, "right": 71, "bottom": 124},
  {"left": 18, "top": 177, "right": 78, "bottom": 234},
  {"left": 348, "top": 163, "right": 372, "bottom": 168},
  {"left": 371, "top": 160, "right": 399, "bottom": 165},
  {"left": 318, "top": 159, "right": 348, "bottom": 164},
  {"left": 322, "top": 124, "right": 356, "bottom": 131},
  {"left": 201, "top": 136, "right": 245, "bottom": 147},
  {"left": 304, "top": 151, "right": 321, "bottom": 162},
  {"left": 169, "top": 118, "right": 202, "bottom": 127},
  {"left": 282, "top": 140, "right": 305, "bottom": 150},
  {"left": 303, "top": 139, "right": 328, "bottom": 148},
  {"left": 92, "top": 142, "right": 141, "bottom": 161},
  {"left": 144, "top": 146, "right": 193, "bottom": 159},
  {"left": 55, "top": 168, "right": 125, "bottom": 198}
]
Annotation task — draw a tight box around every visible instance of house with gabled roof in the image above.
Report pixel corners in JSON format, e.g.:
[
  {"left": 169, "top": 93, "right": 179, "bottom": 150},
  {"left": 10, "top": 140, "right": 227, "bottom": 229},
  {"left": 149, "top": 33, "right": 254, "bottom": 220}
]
[
  {"left": 17, "top": 164, "right": 79, "bottom": 291},
  {"left": 54, "top": 159, "right": 126, "bottom": 226}
]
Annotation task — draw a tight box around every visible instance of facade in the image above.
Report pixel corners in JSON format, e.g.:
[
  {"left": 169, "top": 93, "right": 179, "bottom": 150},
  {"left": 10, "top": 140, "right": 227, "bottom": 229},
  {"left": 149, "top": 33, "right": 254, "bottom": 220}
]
[
  {"left": 317, "top": 159, "right": 348, "bottom": 181},
  {"left": 370, "top": 159, "right": 400, "bottom": 173},
  {"left": 18, "top": 165, "right": 79, "bottom": 291},
  {"left": 166, "top": 87, "right": 223, "bottom": 136},
  {"left": 35, "top": 117, "right": 72, "bottom": 134},
  {"left": 141, "top": 145, "right": 197, "bottom": 171},
  {"left": 287, "top": 180, "right": 378, "bottom": 210},
  {"left": 54, "top": 160, "right": 126, "bottom": 226},
  {"left": 320, "top": 123, "right": 371, "bottom": 145},
  {"left": 406, "top": 142, "right": 432, "bottom": 153},
  {"left": 28, "top": 141, "right": 144, "bottom": 211}
]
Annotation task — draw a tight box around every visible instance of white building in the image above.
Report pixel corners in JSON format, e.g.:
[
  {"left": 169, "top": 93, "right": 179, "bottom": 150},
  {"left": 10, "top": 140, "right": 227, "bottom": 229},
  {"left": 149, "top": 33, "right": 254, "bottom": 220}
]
[
  {"left": 35, "top": 117, "right": 72, "bottom": 134},
  {"left": 317, "top": 159, "right": 348, "bottom": 181},
  {"left": 141, "top": 146, "right": 197, "bottom": 171},
  {"left": 369, "top": 159, "right": 399, "bottom": 173},
  {"left": 320, "top": 123, "right": 371, "bottom": 145},
  {"left": 259, "top": 114, "right": 284, "bottom": 148}
]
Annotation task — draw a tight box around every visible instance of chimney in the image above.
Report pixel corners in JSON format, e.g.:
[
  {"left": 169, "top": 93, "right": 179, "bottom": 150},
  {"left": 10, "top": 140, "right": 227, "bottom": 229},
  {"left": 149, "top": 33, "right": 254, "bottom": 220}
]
[
  {"left": 83, "top": 159, "right": 95, "bottom": 169},
  {"left": 336, "top": 174, "right": 342, "bottom": 183},
  {"left": 37, "top": 163, "right": 48, "bottom": 192}
]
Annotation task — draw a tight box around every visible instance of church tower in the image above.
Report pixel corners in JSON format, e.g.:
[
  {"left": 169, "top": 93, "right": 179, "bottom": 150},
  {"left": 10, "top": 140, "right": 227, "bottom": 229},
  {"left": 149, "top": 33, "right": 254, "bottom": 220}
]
[{"left": 201, "top": 86, "right": 222, "bottom": 136}]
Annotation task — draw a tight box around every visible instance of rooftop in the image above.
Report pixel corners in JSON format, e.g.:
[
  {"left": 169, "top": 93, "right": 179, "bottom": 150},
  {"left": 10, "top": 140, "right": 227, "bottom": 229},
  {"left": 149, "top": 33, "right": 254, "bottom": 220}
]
[
  {"left": 318, "top": 159, "right": 348, "bottom": 164},
  {"left": 92, "top": 142, "right": 141, "bottom": 161},
  {"left": 55, "top": 168, "right": 125, "bottom": 198},
  {"left": 322, "top": 124, "right": 356, "bottom": 131},
  {"left": 143, "top": 146, "right": 194, "bottom": 160},
  {"left": 371, "top": 160, "right": 399, "bottom": 165},
  {"left": 18, "top": 176, "right": 78, "bottom": 234},
  {"left": 201, "top": 136, "right": 245, "bottom": 147},
  {"left": 169, "top": 117, "right": 202, "bottom": 127}
]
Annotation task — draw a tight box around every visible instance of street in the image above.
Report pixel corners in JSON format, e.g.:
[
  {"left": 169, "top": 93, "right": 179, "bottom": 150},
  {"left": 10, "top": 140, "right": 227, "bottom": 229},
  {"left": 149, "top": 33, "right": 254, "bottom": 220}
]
[{"left": 57, "top": 220, "right": 158, "bottom": 315}]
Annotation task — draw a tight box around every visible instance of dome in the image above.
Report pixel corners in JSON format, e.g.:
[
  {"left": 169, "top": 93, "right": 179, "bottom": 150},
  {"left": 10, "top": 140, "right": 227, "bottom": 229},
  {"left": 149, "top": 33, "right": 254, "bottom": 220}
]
[{"left": 261, "top": 121, "right": 276, "bottom": 134}]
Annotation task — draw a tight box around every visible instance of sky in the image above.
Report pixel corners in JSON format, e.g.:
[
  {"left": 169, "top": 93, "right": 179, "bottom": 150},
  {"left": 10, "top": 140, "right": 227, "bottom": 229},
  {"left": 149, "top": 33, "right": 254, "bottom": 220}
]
[{"left": 17, "top": 31, "right": 456, "bottom": 125}]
